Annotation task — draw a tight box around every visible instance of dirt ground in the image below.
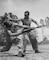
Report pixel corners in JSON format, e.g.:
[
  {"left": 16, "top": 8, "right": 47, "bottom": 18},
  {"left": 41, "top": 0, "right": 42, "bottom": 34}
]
[{"left": 0, "top": 44, "right": 49, "bottom": 60}]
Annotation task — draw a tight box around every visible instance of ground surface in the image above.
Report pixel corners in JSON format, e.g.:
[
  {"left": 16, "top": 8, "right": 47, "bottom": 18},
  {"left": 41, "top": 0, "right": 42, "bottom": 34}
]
[{"left": 0, "top": 44, "right": 49, "bottom": 60}]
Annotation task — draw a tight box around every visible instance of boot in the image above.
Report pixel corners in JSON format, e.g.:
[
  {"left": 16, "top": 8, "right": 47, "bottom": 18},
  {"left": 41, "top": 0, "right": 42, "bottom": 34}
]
[
  {"left": 35, "top": 50, "right": 41, "bottom": 53},
  {"left": 15, "top": 51, "right": 25, "bottom": 57}
]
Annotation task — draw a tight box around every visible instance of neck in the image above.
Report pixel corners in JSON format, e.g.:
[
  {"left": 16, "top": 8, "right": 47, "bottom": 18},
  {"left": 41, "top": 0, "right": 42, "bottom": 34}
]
[{"left": 24, "top": 16, "right": 29, "bottom": 19}]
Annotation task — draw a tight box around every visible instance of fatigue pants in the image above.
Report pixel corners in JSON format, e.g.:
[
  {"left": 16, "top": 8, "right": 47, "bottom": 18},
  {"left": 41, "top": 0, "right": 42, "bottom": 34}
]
[
  {"left": 0, "top": 32, "right": 12, "bottom": 51},
  {"left": 5, "top": 40, "right": 12, "bottom": 51},
  {"left": 16, "top": 29, "right": 24, "bottom": 53},
  {"left": 4, "top": 33, "right": 12, "bottom": 51},
  {"left": 23, "top": 29, "right": 38, "bottom": 51}
]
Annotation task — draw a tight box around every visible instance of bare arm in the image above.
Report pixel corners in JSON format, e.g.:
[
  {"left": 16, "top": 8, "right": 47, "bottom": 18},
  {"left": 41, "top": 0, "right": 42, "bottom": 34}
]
[
  {"left": 12, "top": 22, "right": 32, "bottom": 29},
  {"left": 12, "top": 19, "right": 36, "bottom": 29},
  {"left": 8, "top": 30, "right": 21, "bottom": 36},
  {"left": 32, "top": 19, "right": 39, "bottom": 26},
  {"left": 9, "top": 18, "right": 22, "bottom": 22}
]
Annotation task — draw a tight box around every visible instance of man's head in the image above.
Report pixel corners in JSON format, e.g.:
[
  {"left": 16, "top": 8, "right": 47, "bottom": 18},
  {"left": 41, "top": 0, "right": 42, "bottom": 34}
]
[
  {"left": 24, "top": 11, "right": 30, "bottom": 18},
  {"left": 4, "top": 13, "right": 8, "bottom": 17},
  {"left": 8, "top": 12, "right": 12, "bottom": 18}
]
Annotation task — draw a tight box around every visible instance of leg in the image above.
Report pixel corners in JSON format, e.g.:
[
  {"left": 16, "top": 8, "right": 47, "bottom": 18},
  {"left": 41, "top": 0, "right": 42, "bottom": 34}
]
[
  {"left": 23, "top": 33, "right": 31, "bottom": 53},
  {"left": 28, "top": 30, "right": 40, "bottom": 53},
  {"left": 5, "top": 41, "right": 12, "bottom": 51},
  {"left": 0, "top": 39, "right": 12, "bottom": 52},
  {"left": 23, "top": 33, "right": 28, "bottom": 53},
  {"left": 17, "top": 33, "right": 25, "bottom": 57}
]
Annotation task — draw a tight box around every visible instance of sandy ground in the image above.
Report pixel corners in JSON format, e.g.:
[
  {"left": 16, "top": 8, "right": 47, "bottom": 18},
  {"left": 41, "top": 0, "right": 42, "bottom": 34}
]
[{"left": 0, "top": 44, "right": 49, "bottom": 60}]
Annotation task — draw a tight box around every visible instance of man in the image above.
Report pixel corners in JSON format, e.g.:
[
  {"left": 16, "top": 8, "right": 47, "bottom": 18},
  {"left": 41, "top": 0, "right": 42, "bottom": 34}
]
[
  {"left": 0, "top": 20, "right": 13, "bottom": 52},
  {"left": 0, "top": 18, "right": 25, "bottom": 57},
  {"left": 0, "top": 14, "right": 12, "bottom": 52},
  {"left": 18, "top": 11, "right": 41, "bottom": 53},
  {"left": 0, "top": 13, "right": 19, "bottom": 52}
]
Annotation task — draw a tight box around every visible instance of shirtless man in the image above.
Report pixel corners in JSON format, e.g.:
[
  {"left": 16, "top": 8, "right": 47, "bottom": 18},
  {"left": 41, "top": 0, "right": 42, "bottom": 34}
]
[{"left": 17, "top": 11, "right": 41, "bottom": 53}]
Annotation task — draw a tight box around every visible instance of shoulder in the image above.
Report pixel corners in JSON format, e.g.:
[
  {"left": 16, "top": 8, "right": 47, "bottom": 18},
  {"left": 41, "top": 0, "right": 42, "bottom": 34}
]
[
  {"left": 31, "top": 18, "right": 35, "bottom": 21},
  {"left": 18, "top": 18, "right": 24, "bottom": 22},
  {"left": 29, "top": 18, "right": 33, "bottom": 21}
]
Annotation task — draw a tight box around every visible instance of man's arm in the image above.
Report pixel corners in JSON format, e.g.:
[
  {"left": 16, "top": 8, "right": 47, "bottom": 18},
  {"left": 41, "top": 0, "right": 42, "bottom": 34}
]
[
  {"left": 32, "top": 19, "right": 39, "bottom": 26},
  {"left": 9, "top": 18, "right": 22, "bottom": 23},
  {"left": 13, "top": 22, "right": 32, "bottom": 29},
  {"left": 8, "top": 30, "right": 20, "bottom": 36}
]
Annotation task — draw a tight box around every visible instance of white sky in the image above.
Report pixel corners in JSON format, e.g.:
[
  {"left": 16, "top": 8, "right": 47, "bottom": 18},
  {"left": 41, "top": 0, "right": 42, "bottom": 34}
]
[{"left": 0, "top": 0, "right": 49, "bottom": 22}]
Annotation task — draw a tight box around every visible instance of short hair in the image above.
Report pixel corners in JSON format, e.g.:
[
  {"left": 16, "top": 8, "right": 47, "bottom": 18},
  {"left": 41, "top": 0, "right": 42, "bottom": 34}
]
[
  {"left": 8, "top": 12, "right": 12, "bottom": 15},
  {"left": 24, "top": 11, "right": 29, "bottom": 16}
]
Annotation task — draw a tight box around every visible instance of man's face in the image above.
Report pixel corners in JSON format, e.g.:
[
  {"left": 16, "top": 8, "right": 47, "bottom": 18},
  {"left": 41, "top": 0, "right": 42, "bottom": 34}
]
[{"left": 24, "top": 12, "right": 29, "bottom": 18}]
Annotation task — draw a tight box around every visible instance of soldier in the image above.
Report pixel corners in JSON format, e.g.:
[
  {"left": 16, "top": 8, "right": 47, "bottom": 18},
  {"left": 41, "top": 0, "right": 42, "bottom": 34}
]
[
  {"left": 0, "top": 18, "right": 25, "bottom": 57},
  {"left": 18, "top": 11, "right": 41, "bottom": 53},
  {"left": 0, "top": 20, "right": 12, "bottom": 52}
]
